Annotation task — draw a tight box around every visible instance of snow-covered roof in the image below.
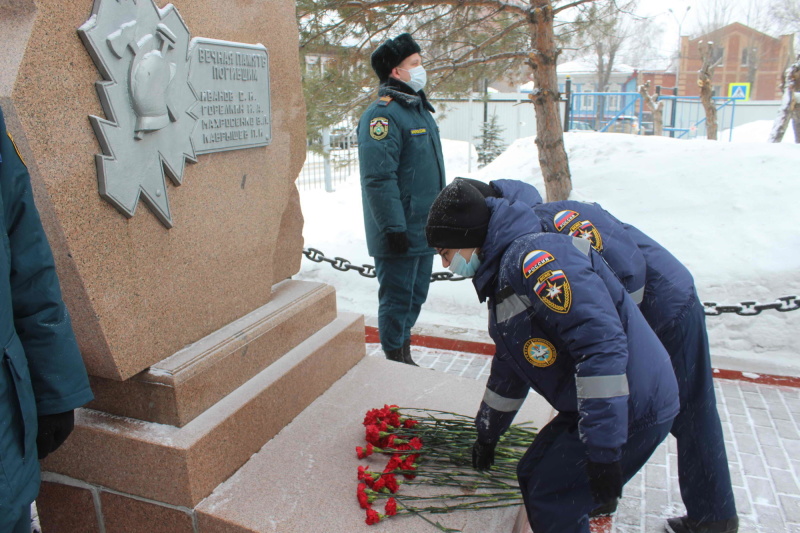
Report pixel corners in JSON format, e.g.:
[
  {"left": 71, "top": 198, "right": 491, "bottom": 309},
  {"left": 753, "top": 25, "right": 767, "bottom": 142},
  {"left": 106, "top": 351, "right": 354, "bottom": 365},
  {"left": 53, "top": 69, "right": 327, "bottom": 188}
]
[{"left": 557, "top": 60, "right": 636, "bottom": 74}]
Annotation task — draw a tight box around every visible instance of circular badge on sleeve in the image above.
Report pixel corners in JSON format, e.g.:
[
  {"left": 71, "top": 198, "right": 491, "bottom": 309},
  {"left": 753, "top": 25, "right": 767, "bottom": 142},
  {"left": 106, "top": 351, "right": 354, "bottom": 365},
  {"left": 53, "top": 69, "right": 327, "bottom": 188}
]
[
  {"left": 369, "top": 117, "right": 389, "bottom": 140},
  {"left": 523, "top": 338, "right": 557, "bottom": 367}
]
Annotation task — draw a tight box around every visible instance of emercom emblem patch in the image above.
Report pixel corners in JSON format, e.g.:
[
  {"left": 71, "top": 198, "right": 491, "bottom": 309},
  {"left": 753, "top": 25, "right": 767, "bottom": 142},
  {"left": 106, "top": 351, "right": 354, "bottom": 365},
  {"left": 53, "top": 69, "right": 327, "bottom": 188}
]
[
  {"left": 533, "top": 269, "right": 572, "bottom": 313},
  {"left": 370, "top": 117, "right": 389, "bottom": 140},
  {"left": 523, "top": 338, "right": 557, "bottom": 367},
  {"left": 569, "top": 220, "right": 603, "bottom": 251}
]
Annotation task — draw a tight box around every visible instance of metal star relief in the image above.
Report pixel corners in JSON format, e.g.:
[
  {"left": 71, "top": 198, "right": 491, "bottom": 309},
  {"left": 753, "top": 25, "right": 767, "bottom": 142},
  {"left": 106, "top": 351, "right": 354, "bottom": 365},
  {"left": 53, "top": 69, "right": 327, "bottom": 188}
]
[{"left": 79, "top": 0, "right": 198, "bottom": 228}]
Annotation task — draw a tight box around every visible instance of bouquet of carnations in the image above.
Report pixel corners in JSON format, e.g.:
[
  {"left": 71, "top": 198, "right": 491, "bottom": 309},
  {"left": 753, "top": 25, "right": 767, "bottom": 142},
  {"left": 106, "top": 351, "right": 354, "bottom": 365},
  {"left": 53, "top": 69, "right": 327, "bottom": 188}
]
[{"left": 355, "top": 405, "right": 538, "bottom": 531}]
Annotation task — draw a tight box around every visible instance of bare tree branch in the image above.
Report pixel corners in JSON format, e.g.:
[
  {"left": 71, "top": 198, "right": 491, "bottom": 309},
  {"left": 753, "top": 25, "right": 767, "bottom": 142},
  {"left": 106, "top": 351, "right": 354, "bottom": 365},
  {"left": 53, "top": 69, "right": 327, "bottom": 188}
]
[
  {"left": 427, "top": 51, "right": 531, "bottom": 73},
  {"left": 553, "top": 0, "right": 598, "bottom": 16},
  {"left": 341, "top": 0, "right": 528, "bottom": 17}
]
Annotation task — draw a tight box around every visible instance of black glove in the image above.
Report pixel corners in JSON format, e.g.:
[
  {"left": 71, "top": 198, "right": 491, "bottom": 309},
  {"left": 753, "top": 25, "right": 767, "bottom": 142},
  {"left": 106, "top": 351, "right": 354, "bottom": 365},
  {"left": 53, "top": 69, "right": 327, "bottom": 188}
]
[
  {"left": 37, "top": 410, "right": 75, "bottom": 460},
  {"left": 472, "top": 438, "right": 497, "bottom": 471},
  {"left": 386, "top": 232, "right": 410, "bottom": 254},
  {"left": 586, "top": 460, "right": 623, "bottom": 505}
]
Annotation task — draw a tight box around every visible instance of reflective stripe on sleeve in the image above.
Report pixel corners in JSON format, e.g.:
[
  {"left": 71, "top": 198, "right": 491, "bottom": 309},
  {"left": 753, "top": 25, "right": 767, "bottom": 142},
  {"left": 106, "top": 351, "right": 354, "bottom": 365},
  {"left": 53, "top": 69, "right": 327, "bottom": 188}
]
[
  {"left": 495, "top": 293, "right": 531, "bottom": 323},
  {"left": 571, "top": 237, "right": 592, "bottom": 255},
  {"left": 629, "top": 286, "right": 644, "bottom": 304},
  {"left": 483, "top": 388, "right": 525, "bottom": 412},
  {"left": 575, "top": 374, "right": 630, "bottom": 399}
]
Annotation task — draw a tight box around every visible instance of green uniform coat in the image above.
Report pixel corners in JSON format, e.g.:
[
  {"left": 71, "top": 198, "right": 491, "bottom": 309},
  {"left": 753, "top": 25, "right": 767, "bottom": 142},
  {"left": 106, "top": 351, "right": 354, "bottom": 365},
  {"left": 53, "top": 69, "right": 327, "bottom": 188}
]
[
  {"left": 0, "top": 107, "right": 93, "bottom": 528},
  {"left": 358, "top": 78, "right": 446, "bottom": 257}
]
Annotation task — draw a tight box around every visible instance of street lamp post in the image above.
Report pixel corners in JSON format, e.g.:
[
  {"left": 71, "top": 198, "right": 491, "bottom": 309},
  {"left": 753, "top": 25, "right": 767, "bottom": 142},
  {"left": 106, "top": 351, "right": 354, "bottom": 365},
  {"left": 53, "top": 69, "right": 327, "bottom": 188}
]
[{"left": 668, "top": 6, "right": 691, "bottom": 93}]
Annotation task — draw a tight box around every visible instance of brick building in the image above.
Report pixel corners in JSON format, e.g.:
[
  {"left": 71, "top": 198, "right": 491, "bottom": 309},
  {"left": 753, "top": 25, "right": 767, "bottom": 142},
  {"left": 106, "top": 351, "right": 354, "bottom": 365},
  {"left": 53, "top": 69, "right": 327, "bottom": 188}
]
[{"left": 678, "top": 22, "right": 795, "bottom": 100}]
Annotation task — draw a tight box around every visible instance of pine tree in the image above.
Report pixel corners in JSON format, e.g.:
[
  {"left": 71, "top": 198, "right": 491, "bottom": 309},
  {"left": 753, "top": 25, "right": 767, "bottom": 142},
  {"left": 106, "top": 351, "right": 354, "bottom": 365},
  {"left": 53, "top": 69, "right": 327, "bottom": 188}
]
[
  {"left": 296, "top": 0, "right": 632, "bottom": 201},
  {"left": 476, "top": 114, "right": 507, "bottom": 168}
]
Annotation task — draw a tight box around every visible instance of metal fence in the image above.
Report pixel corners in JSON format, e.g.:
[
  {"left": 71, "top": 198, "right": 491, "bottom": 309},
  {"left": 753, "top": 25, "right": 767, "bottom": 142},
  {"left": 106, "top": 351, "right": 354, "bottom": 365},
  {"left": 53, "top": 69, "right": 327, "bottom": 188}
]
[
  {"left": 296, "top": 93, "right": 784, "bottom": 190},
  {"left": 297, "top": 127, "right": 359, "bottom": 191}
]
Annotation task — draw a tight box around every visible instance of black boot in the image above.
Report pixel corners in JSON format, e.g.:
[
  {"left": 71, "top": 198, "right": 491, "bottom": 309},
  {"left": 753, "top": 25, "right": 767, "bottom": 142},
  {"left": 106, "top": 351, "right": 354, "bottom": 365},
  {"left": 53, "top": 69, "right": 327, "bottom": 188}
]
[
  {"left": 402, "top": 339, "right": 418, "bottom": 366},
  {"left": 384, "top": 347, "right": 404, "bottom": 363},
  {"left": 665, "top": 515, "right": 738, "bottom": 533}
]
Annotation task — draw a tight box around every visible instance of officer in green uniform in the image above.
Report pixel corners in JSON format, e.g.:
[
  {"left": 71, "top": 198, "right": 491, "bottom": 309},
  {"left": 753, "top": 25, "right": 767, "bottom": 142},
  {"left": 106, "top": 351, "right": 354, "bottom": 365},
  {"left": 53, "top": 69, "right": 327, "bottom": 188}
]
[
  {"left": 0, "top": 106, "right": 94, "bottom": 531},
  {"left": 358, "top": 33, "right": 446, "bottom": 365}
]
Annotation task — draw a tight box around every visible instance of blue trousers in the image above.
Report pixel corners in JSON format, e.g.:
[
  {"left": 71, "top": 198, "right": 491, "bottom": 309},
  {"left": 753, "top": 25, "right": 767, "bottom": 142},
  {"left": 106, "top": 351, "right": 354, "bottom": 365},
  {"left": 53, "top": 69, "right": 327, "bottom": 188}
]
[
  {"left": 517, "top": 413, "right": 673, "bottom": 533},
  {"left": 659, "top": 295, "right": 737, "bottom": 522},
  {"left": 373, "top": 254, "right": 433, "bottom": 352}
]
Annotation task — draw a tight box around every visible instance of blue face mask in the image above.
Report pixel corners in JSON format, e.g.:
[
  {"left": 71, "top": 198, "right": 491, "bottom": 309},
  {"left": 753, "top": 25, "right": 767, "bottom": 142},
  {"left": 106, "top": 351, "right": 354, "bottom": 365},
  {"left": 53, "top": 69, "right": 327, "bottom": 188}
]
[{"left": 448, "top": 249, "right": 481, "bottom": 277}]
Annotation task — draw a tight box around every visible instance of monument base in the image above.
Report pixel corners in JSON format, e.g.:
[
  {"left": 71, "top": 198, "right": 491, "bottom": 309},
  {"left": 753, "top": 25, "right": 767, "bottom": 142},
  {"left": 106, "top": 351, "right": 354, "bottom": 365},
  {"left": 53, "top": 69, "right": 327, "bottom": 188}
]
[
  {"left": 39, "top": 356, "right": 555, "bottom": 533},
  {"left": 37, "top": 281, "right": 365, "bottom": 529}
]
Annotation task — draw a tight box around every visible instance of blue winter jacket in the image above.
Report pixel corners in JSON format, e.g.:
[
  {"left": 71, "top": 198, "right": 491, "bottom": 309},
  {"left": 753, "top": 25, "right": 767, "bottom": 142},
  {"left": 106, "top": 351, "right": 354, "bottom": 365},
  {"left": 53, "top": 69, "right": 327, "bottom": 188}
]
[
  {"left": 473, "top": 196, "right": 679, "bottom": 463},
  {"left": 0, "top": 107, "right": 93, "bottom": 526},
  {"left": 490, "top": 179, "right": 697, "bottom": 335}
]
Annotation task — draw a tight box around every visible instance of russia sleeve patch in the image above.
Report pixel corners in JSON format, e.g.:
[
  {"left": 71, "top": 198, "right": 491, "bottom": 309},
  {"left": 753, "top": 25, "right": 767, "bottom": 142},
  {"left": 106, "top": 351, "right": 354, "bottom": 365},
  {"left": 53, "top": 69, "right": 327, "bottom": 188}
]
[
  {"left": 554, "top": 210, "right": 579, "bottom": 231},
  {"left": 522, "top": 250, "right": 554, "bottom": 278}
]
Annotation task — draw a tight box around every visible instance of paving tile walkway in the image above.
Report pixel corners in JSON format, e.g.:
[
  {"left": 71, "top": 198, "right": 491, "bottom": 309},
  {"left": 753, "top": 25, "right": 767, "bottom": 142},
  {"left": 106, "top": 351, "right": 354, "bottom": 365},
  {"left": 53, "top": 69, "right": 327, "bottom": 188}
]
[{"left": 368, "top": 343, "right": 800, "bottom": 533}]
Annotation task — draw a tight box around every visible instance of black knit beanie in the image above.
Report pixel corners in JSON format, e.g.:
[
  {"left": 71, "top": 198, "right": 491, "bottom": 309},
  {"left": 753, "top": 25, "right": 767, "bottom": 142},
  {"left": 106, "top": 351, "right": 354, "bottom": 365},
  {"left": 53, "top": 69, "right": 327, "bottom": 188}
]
[
  {"left": 371, "top": 33, "right": 421, "bottom": 83},
  {"left": 425, "top": 178, "right": 490, "bottom": 249},
  {"left": 455, "top": 177, "right": 500, "bottom": 198}
]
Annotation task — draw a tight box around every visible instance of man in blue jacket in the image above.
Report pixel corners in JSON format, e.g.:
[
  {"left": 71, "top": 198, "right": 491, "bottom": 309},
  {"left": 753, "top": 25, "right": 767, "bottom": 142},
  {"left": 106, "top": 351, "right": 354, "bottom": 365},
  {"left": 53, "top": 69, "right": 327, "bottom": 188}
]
[
  {"left": 425, "top": 179, "right": 679, "bottom": 533},
  {"left": 0, "top": 106, "right": 94, "bottom": 532},
  {"left": 358, "top": 33, "right": 446, "bottom": 366},
  {"left": 462, "top": 178, "right": 738, "bottom": 533}
]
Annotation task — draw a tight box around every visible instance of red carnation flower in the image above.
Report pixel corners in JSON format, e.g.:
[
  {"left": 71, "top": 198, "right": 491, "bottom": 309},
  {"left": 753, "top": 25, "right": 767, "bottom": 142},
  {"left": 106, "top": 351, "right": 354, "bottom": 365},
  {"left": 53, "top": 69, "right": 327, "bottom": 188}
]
[
  {"left": 363, "top": 408, "right": 381, "bottom": 426},
  {"left": 384, "top": 473, "right": 400, "bottom": 493},
  {"left": 357, "top": 443, "right": 375, "bottom": 459},
  {"left": 365, "top": 508, "right": 382, "bottom": 525},
  {"left": 385, "top": 497, "right": 398, "bottom": 516},
  {"left": 409, "top": 437, "right": 423, "bottom": 450},
  {"left": 403, "top": 418, "right": 418, "bottom": 429},
  {"left": 357, "top": 483, "right": 370, "bottom": 509},
  {"left": 384, "top": 454, "right": 403, "bottom": 472},
  {"left": 373, "top": 477, "right": 386, "bottom": 492},
  {"left": 365, "top": 425, "right": 381, "bottom": 445}
]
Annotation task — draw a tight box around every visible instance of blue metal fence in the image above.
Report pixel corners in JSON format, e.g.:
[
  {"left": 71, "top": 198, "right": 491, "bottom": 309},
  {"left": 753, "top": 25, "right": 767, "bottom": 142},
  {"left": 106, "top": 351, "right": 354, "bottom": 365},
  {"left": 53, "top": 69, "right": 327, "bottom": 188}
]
[{"left": 567, "top": 90, "right": 741, "bottom": 140}]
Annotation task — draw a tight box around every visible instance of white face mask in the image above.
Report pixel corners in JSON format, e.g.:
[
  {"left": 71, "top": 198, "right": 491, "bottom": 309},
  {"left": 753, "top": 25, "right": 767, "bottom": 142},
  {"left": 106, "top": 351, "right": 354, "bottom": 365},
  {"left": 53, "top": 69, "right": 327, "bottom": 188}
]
[
  {"left": 399, "top": 65, "right": 427, "bottom": 92},
  {"left": 448, "top": 249, "right": 481, "bottom": 278}
]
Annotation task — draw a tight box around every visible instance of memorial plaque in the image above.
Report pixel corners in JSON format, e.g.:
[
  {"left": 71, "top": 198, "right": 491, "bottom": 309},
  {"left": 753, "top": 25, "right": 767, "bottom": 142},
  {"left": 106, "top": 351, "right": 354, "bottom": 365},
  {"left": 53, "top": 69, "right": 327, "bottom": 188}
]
[
  {"left": 79, "top": 0, "right": 272, "bottom": 228},
  {"left": 189, "top": 39, "right": 272, "bottom": 154}
]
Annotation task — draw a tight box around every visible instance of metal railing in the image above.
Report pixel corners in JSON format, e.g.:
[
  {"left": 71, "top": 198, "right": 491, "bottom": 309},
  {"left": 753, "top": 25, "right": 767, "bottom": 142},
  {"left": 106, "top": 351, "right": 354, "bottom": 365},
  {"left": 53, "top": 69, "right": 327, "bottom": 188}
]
[{"left": 298, "top": 127, "right": 359, "bottom": 191}]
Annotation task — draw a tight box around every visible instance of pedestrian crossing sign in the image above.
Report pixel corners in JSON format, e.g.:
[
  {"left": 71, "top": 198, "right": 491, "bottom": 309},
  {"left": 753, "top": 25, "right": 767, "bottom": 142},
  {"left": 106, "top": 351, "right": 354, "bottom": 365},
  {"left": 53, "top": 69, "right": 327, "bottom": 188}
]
[{"left": 728, "top": 83, "right": 750, "bottom": 101}]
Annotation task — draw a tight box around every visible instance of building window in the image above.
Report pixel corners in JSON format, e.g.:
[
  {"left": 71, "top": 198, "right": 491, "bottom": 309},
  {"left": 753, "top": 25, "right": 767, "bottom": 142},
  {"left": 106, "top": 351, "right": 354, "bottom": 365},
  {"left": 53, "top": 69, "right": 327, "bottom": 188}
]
[
  {"left": 741, "top": 47, "right": 757, "bottom": 66},
  {"left": 711, "top": 46, "right": 724, "bottom": 65}
]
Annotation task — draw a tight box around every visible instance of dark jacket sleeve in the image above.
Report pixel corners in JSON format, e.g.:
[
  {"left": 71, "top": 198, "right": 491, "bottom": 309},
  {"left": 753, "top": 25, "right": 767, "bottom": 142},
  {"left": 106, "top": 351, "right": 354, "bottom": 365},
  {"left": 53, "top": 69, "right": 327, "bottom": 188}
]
[
  {"left": 475, "top": 345, "right": 529, "bottom": 443},
  {"left": 512, "top": 243, "right": 630, "bottom": 463},
  {"left": 358, "top": 107, "right": 407, "bottom": 235},
  {"left": 0, "top": 109, "right": 93, "bottom": 415}
]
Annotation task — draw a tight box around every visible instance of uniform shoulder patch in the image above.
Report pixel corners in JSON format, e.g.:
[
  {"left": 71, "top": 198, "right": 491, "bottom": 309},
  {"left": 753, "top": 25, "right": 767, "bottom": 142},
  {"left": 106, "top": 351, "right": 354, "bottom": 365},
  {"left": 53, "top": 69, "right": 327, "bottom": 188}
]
[
  {"left": 522, "top": 250, "right": 554, "bottom": 278},
  {"left": 369, "top": 117, "right": 389, "bottom": 140},
  {"left": 554, "top": 210, "right": 579, "bottom": 231},
  {"left": 568, "top": 219, "right": 603, "bottom": 251},
  {"left": 523, "top": 338, "right": 557, "bottom": 367},
  {"left": 7, "top": 131, "right": 26, "bottom": 167},
  {"left": 533, "top": 268, "right": 572, "bottom": 313},
  {"left": 378, "top": 95, "right": 393, "bottom": 106}
]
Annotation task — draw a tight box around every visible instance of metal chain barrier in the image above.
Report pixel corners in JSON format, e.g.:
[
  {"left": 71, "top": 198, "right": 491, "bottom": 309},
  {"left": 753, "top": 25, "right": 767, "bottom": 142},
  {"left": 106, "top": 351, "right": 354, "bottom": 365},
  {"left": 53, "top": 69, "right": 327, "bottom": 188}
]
[{"left": 303, "top": 248, "right": 799, "bottom": 316}]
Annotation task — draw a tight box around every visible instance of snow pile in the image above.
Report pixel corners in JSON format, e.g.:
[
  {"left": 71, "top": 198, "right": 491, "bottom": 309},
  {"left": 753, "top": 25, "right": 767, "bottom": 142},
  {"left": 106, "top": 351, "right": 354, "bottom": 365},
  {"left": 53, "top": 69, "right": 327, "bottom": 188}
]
[{"left": 297, "top": 126, "right": 800, "bottom": 371}]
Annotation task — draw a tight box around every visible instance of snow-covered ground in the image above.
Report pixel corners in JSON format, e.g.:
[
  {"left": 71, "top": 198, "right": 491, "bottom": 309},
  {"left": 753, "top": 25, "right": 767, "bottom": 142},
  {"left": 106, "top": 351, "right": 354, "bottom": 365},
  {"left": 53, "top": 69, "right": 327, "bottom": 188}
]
[{"left": 296, "top": 124, "right": 800, "bottom": 375}]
